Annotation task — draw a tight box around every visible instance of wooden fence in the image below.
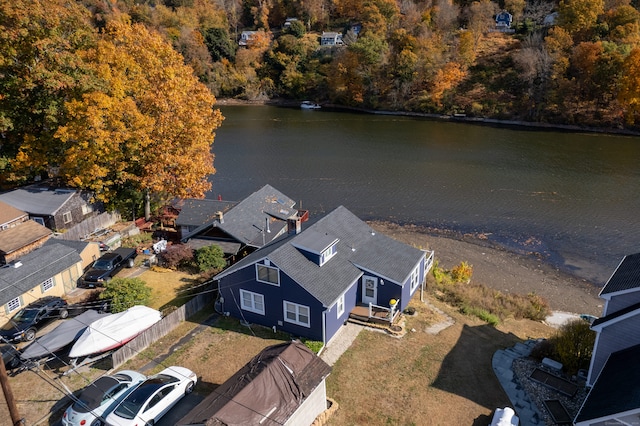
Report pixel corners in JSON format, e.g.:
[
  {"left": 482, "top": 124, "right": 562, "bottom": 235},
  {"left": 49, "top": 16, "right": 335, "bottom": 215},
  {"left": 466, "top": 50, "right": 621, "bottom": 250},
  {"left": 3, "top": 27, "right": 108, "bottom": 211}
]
[
  {"left": 111, "top": 284, "right": 216, "bottom": 369},
  {"left": 56, "top": 211, "right": 121, "bottom": 241}
]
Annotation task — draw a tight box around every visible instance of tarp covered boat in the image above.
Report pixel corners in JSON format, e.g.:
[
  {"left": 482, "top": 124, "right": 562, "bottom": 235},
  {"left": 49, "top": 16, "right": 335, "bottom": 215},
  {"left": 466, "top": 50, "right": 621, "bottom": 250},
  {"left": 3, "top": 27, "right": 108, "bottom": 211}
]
[
  {"left": 21, "top": 310, "right": 109, "bottom": 360},
  {"left": 69, "top": 306, "right": 162, "bottom": 358}
]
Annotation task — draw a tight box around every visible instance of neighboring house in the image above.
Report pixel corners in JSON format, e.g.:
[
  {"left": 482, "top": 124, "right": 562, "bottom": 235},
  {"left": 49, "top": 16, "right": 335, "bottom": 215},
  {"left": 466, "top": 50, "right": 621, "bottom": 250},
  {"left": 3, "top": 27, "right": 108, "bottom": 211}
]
[
  {"left": 0, "top": 201, "right": 28, "bottom": 230},
  {"left": 320, "top": 32, "right": 344, "bottom": 46},
  {"left": 0, "top": 184, "right": 101, "bottom": 232},
  {"left": 543, "top": 12, "right": 558, "bottom": 26},
  {"left": 495, "top": 10, "right": 513, "bottom": 30},
  {"left": 180, "top": 185, "right": 307, "bottom": 260},
  {"left": 177, "top": 341, "right": 331, "bottom": 426},
  {"left": 573, "top": 252, "right": 640, "bottom": 425},
  {"left": 283, "top": 17, "right": 298, "bottom": 28},
  {"left": 0, "top": 242, "right": 87, "bottom": 324},
  {"left": 584, "top": 252, "right": 640, "bottom": 387},
  {"left": 0, "top": 220, "right": 52, "bottom": 264},
  {"left": 215, "top": 205, "right": 433, "bottom": 345},
  {"left": 574, "top": 343, "right": 640, "bottom": 426},
  {"left": 239, "top": 30, "right": 257, "bottom": 46}
]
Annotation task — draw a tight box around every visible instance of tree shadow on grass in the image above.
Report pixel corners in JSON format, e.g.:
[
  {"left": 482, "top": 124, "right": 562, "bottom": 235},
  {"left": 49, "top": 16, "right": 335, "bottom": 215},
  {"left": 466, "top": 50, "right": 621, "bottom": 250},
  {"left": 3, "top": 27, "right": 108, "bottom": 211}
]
[{"left": 431, "top": 323, "right": 522, "bottom": 410}]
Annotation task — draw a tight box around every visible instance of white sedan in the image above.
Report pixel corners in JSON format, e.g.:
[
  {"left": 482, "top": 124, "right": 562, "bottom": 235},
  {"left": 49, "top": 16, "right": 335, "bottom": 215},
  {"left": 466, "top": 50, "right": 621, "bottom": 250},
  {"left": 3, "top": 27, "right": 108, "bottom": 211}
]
[
  {"left": 104, "top": 366, "right": 197, "bottom": 426},
  {"left": 62, "top": 370, "right": 146, "bottom": 426}
]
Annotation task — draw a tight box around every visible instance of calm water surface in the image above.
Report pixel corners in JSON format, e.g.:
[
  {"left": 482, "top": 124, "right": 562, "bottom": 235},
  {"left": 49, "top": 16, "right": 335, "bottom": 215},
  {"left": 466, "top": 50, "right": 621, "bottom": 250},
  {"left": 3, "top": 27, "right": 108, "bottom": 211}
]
[{"left": 209, "top": 105, "right": 640, "bottom": 285}]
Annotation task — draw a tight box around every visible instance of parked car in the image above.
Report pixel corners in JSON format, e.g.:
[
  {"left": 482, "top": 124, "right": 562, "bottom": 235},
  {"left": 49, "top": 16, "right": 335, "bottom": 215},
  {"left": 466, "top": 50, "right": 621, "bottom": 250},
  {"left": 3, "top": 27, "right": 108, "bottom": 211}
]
[
  {"left": 104, "top": 366, "right": 196, "bottom": 426},
  {"left": 61, "top": 370, "right": 146, "bottom": 426},
  {"left": 79, "top": 247, "right": 137, "bottom": 288},
  {"left": 0, "top": 296, "right": 69, "bottom": 342},
  {"left": 0, "top": 344, "right": 21, "bottom": 370}
]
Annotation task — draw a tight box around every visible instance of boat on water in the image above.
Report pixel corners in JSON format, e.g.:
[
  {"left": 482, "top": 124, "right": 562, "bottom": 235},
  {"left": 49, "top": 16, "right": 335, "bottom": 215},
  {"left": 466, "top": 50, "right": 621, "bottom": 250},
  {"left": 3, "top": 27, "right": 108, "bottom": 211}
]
[
  {"left": 21, "top": 310, "right": 109, "bottom": 360},
  {"left": 300, "top": 101, "right": 321, "bottom": 110},
  {"left": 69, "top": 305, "right": 162, "bottom": 358}
]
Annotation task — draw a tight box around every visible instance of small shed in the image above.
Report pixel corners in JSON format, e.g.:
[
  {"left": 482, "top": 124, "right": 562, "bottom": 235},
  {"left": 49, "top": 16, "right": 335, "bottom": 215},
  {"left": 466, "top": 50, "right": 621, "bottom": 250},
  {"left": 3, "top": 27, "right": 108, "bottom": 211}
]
[
  {"left": 177, "top": 341, "right": 331, "bottom": 426},
  {"left": 495, "top": 11, "right": 513, "bottom": 29}
]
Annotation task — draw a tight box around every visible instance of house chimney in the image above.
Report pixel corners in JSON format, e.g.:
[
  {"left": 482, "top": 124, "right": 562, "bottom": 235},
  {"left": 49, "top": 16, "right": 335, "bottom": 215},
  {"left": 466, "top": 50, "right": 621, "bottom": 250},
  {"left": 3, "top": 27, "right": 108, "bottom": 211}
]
[
  {"left": 265, "top": 217, "right": 271, "bottom": 233},
  {"left": 216, "top": 211, "right": 224, "bottom": 224},
  {"left": 288, "top": 218, "right": 302, "bottom": 235}
]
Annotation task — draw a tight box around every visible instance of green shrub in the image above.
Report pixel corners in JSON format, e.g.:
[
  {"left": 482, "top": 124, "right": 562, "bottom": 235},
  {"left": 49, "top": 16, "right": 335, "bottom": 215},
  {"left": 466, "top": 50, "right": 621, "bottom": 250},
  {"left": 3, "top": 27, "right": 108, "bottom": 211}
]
[
  {"left": 121, "top": 232, "right": 153, "bottom": 247},
  {"left": 461, "top": 305, "right": 500, "bottom": 326},
  {"left": 301, "top": 339, "right": 324, "bottom": 354},
  {"left": 550, "top": 319, "right": 595, "bottom": 375},
  {"left": 195, "top": 244, "right": 226, "bottom": 272},
  {"left": 99, "top": 277, "right": 152, "bottom": 313}
]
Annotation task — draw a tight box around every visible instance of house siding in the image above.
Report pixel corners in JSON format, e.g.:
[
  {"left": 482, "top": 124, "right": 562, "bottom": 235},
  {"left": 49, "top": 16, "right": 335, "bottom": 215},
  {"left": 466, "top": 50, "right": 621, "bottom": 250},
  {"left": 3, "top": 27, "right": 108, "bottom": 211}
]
[
  {"left": 325, "top": 282, "right": 358, "bottom": 345},
  {"left": 51, "top": 192, "right": 98, "bottom": 231},
  {"left": 219, "top": 263, "right": 325, "bottom": 342},
  {"left": 0, "top": 268, "right": 70, "bottom": 326},
  {"left": 284, "top": 380, "right": 328, "bottom": 426},
  {"left": 589, "top": 315, "right": 640, "bottom": 386},
  {"left": 400, "top": 257, "right": 426, "bottom": 311},
  {"left": 604, "top": 292, "right": 640, "bottom": 315}
]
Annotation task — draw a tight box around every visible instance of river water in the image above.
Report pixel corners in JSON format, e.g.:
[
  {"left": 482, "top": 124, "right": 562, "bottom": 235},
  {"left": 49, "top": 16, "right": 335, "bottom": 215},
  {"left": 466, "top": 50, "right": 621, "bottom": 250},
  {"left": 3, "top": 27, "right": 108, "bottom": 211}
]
[{"left": 208, "top": 105, "right": 640, "bottom": 285}]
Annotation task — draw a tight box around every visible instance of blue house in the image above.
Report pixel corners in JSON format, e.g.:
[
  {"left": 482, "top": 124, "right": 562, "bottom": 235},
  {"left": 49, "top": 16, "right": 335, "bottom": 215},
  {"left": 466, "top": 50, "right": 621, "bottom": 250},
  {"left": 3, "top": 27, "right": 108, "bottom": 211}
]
[
  {"left": 495, "top": 11, "right": 513, "bottom": 30},
  {"left": 215, "top": 206, "right": 433, "bottom": 345}
]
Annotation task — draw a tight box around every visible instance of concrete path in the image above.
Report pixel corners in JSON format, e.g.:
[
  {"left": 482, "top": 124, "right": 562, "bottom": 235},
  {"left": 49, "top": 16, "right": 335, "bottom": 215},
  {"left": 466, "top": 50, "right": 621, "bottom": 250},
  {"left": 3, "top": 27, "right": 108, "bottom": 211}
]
[{"left": 320, "top": 323, "right": 363, "bottom": 366}]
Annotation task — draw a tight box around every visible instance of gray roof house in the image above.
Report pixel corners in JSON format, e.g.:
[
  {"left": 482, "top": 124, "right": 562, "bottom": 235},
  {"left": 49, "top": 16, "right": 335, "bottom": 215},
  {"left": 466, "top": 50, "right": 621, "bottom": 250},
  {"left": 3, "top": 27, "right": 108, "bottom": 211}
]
[
  {"left": 177, "top": 341, "right": 331, "bottom": 426},
  {"left": 574, "top": 252, "right": 640, "bottom": 425},
  {"left": 0, "top": 184, "right": 101, "bottom": 232},
  {"left": 0, "top": 242, "right": 84, "bottom": 323},
  {"left": 215, "top": 205, "right": 432, "bottom": 344},
  {"left": 180, "top": 185, "right": 305, "bottom": 257}
]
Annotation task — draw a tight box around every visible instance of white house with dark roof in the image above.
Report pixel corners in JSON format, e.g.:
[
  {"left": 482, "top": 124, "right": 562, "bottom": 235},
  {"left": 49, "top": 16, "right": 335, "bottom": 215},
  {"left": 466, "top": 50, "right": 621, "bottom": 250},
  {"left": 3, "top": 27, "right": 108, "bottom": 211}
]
[{"left": 215, "top": 205, "right": 433, "bottom": 345}]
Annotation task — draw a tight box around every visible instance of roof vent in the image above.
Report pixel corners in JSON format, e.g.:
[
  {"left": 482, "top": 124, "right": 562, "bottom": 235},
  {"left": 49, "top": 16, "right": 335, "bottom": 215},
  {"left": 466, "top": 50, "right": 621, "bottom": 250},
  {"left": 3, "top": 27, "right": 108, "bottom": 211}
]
[{"left": 12, "top": 261, "right": 22, "bottom": 268}]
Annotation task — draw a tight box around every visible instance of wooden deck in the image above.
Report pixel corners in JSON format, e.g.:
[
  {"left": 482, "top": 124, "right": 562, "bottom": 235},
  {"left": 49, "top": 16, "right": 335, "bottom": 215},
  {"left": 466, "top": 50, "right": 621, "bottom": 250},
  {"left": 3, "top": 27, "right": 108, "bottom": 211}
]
[{"left": 349, "top": 304, "right": 398, "bottom": 324}]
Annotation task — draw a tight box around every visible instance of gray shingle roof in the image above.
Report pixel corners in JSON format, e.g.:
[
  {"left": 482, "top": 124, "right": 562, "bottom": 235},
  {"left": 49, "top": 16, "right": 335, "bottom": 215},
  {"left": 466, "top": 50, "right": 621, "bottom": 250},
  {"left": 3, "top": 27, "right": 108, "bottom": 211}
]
[
  {"left": 600, "top": 252, "right": 640, "bottom": 296},
  {"left": 184, "top": 185, "right": 297, "bottom": 247},
  {"left": 0, "top": 220, "right": 52, "bottom": 254},
  {"left": 0, "top": 187, "right": 76, "bottom": 216},
  {"left": 216, "top": 206, "right": 425, "bottom": 306},
  {"left": 175, "top": 199, "right": 237, "bottom": 228},
  {"left": 0, "top": 243, "right": 81, "bottom": 305},
  {"left": 575, "top": 343, "right": 640, "bottom": 423}
]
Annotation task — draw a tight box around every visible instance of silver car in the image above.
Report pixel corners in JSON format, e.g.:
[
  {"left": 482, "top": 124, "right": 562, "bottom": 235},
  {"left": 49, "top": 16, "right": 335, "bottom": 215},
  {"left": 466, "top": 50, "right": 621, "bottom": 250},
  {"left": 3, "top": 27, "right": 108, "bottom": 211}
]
[{"left": 62, "top": 370, "right": 146, "bottom": 426}]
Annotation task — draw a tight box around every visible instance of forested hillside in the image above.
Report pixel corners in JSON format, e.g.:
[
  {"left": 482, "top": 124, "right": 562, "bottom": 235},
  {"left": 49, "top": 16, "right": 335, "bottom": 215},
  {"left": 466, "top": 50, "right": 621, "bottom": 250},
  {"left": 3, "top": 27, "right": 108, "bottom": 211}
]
[
  {"left": 66, "top": 0, "right": 640, "bottom": 130},
  {"left": 2, "top": 0, "right": 640, "bottom": 200}
]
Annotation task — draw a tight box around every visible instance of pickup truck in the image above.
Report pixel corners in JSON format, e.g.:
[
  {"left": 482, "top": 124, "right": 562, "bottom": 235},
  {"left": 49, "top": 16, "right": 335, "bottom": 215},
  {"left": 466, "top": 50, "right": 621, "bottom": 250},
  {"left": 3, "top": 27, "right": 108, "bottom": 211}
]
[{"left": 79, "top": 247, "right": 137, "bottom": 288}]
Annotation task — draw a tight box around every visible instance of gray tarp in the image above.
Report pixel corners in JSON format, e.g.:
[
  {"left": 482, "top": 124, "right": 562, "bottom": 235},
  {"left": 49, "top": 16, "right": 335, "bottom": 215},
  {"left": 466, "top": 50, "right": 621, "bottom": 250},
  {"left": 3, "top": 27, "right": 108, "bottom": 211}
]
[
  {"left": 177, "top": 341, "right": 331, "bottom": 426},
  {"left": 21, "top": 310, "right": 109, "bottom": 359}
]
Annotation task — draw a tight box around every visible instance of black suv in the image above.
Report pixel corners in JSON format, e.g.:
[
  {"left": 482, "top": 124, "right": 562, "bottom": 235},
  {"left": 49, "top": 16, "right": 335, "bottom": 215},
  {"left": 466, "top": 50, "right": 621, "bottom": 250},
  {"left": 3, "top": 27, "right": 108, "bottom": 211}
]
[{"left": 0, "top": 296, "right": 69, "bottom": 342}]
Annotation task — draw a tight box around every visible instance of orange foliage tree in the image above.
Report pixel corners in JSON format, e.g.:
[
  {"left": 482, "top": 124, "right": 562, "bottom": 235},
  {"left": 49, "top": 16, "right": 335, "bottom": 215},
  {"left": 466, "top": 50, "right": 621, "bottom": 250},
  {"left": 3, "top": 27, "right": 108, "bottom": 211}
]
[{"left": 46, "top": 20, "right": 223, "bottom": 212}]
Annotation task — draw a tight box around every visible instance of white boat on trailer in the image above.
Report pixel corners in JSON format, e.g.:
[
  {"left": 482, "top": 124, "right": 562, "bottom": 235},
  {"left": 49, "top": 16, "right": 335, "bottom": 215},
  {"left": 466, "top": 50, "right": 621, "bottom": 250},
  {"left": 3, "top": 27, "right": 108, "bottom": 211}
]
[{"left": 69, "top": 305, "right": 161, "bottom": 359}]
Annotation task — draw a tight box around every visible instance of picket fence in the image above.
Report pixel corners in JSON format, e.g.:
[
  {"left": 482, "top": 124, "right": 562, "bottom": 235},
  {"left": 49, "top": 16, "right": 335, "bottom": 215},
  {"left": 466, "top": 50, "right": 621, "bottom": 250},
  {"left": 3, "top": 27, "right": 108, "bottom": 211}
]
[{"left": 111, "top": 284, "right": 216, "bottom": 369}]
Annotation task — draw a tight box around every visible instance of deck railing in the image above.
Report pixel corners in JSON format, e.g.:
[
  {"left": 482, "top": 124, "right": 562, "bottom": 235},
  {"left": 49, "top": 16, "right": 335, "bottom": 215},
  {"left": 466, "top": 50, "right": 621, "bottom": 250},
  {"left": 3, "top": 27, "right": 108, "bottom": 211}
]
[{"left": 368, "top": 300, "right": 400, "bottom": 323}]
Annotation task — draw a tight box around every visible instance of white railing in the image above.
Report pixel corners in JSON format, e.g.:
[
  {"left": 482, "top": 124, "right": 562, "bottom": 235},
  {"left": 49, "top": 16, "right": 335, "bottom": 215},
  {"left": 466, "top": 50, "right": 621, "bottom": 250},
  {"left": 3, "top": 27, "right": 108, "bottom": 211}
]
[{"left": 368, "top": 300, "right": 400, "bottom": 322}]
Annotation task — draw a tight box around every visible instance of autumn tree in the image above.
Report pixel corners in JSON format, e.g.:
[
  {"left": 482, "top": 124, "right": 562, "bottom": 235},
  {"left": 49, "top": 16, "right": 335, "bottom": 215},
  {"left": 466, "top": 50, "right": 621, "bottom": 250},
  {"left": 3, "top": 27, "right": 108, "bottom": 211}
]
[
  {"left": 14, "top": 19, "right": 223, "bottom": 216},
  {"left": 618, "top": 47, "right": 640, "bottom": 123},
  {"left": 557, "top": 0, "right": 604, "bottom": 38},
  {"left": 464, "top": 0, "right": 498, "bottom": 50},
  {"left": 0, "top": 0, "right": 99, "bottom": 184}
]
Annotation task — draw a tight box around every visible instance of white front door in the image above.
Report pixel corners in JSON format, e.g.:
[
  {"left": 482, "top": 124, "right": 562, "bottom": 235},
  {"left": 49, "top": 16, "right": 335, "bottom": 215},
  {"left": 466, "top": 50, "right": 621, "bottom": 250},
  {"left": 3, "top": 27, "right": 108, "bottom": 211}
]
[{"left": 362, "top": 276, "right": 378, "bottom": 305}]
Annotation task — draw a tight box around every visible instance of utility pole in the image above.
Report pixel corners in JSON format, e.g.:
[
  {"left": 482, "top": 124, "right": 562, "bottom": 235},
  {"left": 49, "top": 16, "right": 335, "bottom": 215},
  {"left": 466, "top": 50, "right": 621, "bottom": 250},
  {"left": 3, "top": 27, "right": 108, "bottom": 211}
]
[{"left": 0, "top": 358, "right": 23, "bottom": 425}]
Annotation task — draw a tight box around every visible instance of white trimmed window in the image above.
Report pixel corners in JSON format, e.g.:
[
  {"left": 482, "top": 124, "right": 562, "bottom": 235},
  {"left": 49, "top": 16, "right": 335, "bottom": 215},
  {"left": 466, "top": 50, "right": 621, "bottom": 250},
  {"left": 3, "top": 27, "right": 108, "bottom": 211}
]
[
  {"left": 240, "top": 289, "right": 265, "bottom": 315},
  {"left": 410, "top": 265, "right": 420, "bottom": 292},
  {"left": 62, "top": 211, "right": 72, "bottom": 224},
  {"left": 41, "top": 277, "right": 54, "bottom": 293},
  {"left": 256, "top": 264, "right": 279, "bottom": 286},
  {"left": 6, "top": 298, "right": 21, "bottom": 313},
  {"left": 320, "top": 244, "right": 337, "bottom": 266},
  {"left": 336, "top": 294, "right": 345, "bottom": 318},
  {"left": 33, "top": 217, "right": 45, "bottom": 226},
  {"left": 283, "top": 301, "right": 310, "bottom": 327},
  {"left": 82, "top": 204, "right": 93, "bottom": 215}
]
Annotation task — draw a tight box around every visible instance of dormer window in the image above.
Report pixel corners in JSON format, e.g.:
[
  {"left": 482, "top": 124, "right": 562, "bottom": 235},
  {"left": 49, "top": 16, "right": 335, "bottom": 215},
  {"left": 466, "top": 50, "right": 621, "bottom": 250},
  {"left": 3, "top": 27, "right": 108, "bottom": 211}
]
[
  {"left": 256, "top": 263, "right": 279, "bottom": 286},
  {"left": 291, "top": 229, "right": 339, "bottom": 267},
  {"left": 320, "top": 244, "right": 337, "bottom": 266}
]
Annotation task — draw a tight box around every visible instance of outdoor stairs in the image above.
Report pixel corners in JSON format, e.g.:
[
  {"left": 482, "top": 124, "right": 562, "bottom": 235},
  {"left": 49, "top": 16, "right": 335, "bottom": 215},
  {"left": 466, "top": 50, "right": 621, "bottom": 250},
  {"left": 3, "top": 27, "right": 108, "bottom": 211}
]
[{"left": 492, "top": 339, "right": 544, "bottom": 426}]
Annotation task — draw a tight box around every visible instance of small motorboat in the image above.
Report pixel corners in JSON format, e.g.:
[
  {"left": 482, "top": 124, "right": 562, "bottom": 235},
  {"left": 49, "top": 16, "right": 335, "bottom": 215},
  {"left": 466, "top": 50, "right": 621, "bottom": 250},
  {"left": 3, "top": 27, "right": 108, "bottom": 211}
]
[
  {"left": 69, "top": 305, "right": 161, "bottom": 358},
  {"left": 21, "top": 310, "right": 109, "bottom": 360},
  {"left": 300, "top": 101, "right": 321, "bottom": 110}
]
